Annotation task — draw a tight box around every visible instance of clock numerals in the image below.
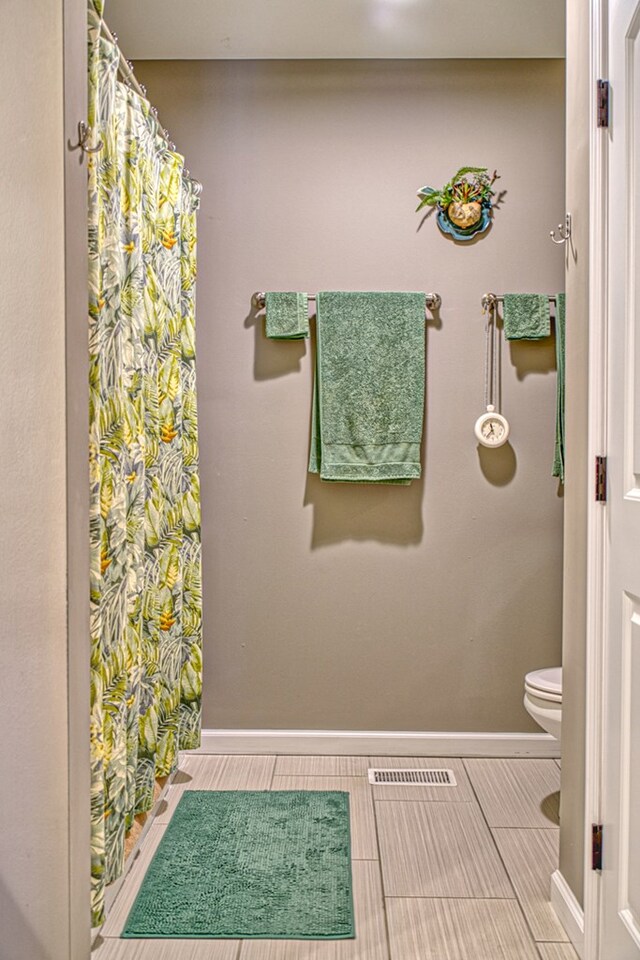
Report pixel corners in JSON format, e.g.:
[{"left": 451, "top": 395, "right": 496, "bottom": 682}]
[{"left": 482, "top": 419, "right": 504, "bottom": 441}]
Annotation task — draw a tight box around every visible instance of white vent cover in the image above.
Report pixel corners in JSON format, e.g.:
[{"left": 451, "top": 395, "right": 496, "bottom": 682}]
[{"left": 368, "top": 768, "right": 457, "bottom": 786}]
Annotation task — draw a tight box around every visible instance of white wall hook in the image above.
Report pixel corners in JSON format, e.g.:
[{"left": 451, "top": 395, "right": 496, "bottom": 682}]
[{"left": 550, "top": 212, "right": 572, "bottom": 245}]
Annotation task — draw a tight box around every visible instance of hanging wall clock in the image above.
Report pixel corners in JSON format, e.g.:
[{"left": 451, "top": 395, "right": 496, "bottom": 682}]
[
  {"left": 475, "top": 405, "right": 510, "bottom": 448},
  {"left": 476, "top": 297, "right": 510, "bottom": 448}
]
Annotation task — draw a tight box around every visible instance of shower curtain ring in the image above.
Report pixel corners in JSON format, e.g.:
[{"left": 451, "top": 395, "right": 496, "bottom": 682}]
[{"left": 68, "top": 120, "right": 103, "bottom": 155}]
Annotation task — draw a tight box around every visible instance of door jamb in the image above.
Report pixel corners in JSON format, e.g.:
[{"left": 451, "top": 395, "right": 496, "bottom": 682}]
[
  {"left": 584, "top": 0, "right": 608, "bottom": 956},
  {"left": 64, "top": 0, "right": 91, "bottom": 954}
]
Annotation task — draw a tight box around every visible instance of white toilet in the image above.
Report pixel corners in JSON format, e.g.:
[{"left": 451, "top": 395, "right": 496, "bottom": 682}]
[{"left": 523, "top": 667, "right": 562, "bottom": 741}]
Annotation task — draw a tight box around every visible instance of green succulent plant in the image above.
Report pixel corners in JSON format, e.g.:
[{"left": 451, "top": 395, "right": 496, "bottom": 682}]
[{"left": 416, "top": 167, "right": 500, "bottom": 212}]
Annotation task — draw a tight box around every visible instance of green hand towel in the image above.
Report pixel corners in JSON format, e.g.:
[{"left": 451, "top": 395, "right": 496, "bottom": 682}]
[
  {"left": 309, "top": 292, "right": 426, "bottom": 484},
  {"left": 503, "top": 293, "right": 551, "bottom": 340},
  {"left": 265, "top": 291, "right": 309, "bottom": 339},
  {"left": 552, "top": 293, "right": 566, "bottom": 483}
]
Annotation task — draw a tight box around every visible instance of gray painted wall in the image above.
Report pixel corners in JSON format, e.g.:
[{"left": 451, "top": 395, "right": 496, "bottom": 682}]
[
  {"left": 138, "top": 58, "right": 566, "bottom": 732},
  {"left": 559, "top": 0, "right": 589, "bottom": 907}
]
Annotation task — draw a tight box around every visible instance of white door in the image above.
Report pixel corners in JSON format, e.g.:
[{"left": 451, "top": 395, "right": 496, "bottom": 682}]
[{"left": 601, "top": 1, "right": 640, "bottom": 956}]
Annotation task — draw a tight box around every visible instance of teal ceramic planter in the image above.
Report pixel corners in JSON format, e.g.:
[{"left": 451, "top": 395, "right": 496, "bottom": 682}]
[{"left": 436, "top": 201, "right": 492, "bottom": 242}]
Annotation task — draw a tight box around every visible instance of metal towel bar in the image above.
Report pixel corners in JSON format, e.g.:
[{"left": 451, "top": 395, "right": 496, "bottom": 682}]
[{"left": 253, "top": 291, "right": 442, "bottom": 312}]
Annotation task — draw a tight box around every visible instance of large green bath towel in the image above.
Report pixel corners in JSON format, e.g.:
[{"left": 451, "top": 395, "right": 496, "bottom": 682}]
[{"left": 309, "top": 292, "right": 426, "bottom": 483}]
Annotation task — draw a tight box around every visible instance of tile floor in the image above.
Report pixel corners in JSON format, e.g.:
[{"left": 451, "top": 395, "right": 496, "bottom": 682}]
[{"left": 92, "top": 755, "right": 576, "bottom": 960}]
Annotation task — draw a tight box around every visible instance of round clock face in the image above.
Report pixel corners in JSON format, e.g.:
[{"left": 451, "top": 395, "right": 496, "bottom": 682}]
[{"left": 475, "top": 410, "right": 510, "bottom": 448}]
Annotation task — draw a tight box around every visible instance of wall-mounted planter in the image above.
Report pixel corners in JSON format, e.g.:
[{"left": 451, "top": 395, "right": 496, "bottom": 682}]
[
  {"left": 417, "top": 167, "right": 499, "bottom": 243},
  {"left": 436, "top": 201, "right": 492, "bottom": 242}
]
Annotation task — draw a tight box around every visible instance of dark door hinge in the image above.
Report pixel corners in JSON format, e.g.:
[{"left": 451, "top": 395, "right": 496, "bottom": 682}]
[
  {"left": 592, "top": 823, "right": 603, "bottom": 870},
  {"left": 596, "top": 455, "right": 607, "bottom": 502},
  {"left": 597, "top": 79, "right": 610, "bottom": 128}
]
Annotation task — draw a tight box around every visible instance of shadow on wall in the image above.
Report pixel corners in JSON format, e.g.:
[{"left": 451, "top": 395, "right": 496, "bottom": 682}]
[
  {"left": 509, "top": 330, "right": 557, "bottom": 381},
  {"left": 477, "top": 442, "right": 517, "bottom": 486},
  {"left": 303, "top": 472, "right": 424, "bottom": 548},
  {"left": 244, "top": 305, "right": 307, "bottom": 379}
]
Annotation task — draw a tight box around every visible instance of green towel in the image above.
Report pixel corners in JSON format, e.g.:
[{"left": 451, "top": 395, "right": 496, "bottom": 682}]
[
  {"left": 309, "top": 292, "right": 425, "bottom": 483},
  {"left": 503, "top": 293, "right": 551, "bottom": 340},
  {"left": 552, "top": 293, "right": 566, "bottom": 482},
  {"left": 265, "top": 291, "right": 309, "bottom": 339}
]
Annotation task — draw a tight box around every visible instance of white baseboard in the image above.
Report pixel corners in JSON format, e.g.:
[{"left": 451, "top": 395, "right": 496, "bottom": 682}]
[
  {"left": 551, "top": 869, "right": 585, "bottom": 959},
  {"left": 196, "top": 729, "right": 560, "bottom": 758}
]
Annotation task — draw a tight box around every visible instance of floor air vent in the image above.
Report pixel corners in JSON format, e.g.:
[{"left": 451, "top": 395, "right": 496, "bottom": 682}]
[{"left": 368, "top": 768, "right": 457, "bottom": 786}]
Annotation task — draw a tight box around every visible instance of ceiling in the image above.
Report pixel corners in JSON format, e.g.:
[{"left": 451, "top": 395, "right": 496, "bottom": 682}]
[{"left": 106, "top": 0, "right": 565, "bottom": 60}]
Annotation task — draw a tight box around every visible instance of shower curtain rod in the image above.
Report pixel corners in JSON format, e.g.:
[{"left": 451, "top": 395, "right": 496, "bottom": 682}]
[
  {"left": 100, "top": 20, "right": 203, "bottom": 196},
  {"left": 253, "top": 292, "right": 443, "bottom": 311}
]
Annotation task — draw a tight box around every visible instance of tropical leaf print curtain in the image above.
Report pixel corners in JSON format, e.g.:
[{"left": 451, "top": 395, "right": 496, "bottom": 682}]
[{"left": 88, "top": 0, "right": 202, "bottom": 926}]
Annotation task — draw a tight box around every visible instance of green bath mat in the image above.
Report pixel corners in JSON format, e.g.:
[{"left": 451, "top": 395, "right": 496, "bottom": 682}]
[{"left": 122, "top": 790, "right": 355, "bottom": 940}]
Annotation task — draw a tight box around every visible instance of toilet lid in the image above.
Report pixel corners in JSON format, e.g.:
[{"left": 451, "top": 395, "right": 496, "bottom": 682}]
[{"left": 525, "top": 667, "right": 562, "bottom": 697}]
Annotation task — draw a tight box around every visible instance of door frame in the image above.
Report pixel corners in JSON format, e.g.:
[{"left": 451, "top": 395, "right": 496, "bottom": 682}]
[
  {"left": 64, "top": 0, "right": 92, "bottom": 955},
  {"left": 60, "top": 1, "right": 611, "bottom": 956},
  {"left": 584, "top": 0, "right": 608, "bottom": 956}
]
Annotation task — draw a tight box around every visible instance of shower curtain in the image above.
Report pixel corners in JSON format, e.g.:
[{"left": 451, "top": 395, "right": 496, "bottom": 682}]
[{"left": 88, "top": 0, "right": 202, "bottom": 926}]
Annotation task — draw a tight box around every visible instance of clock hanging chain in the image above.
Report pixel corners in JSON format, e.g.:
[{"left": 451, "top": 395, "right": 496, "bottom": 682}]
[
  {"left": 476, "top": 297, "right": 510, "bottom": 447},
  {"left": 483, "top": 300, "right": 499, "bottom": 411}
]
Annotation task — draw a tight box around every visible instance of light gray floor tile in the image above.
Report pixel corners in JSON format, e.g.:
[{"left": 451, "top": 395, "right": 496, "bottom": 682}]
[
  {"left": 537, "top": 945, "right": 579, "bottom": 960},
  {"left": 93, "top": 937, "right": 240, "bottom": 959},
  {"left": 368, "top": 757, "right": 475, "bottom": 802},
  {"left": 376, "top": 800, "right": 513, "bottom": 898},
  {"left": 492, "top": 829, "right": 567, "bottom": 942},
  {"left": 271, "top": 776, "right": 378, "bottom": 860},
  {"left": 101, "top": 824, "right": 168, "bottom": 937},
  {"left": 464, "top": 759, "right": 560, "bottom": 828},
  {"left": 386, "top": 897, "right": 539, "bottom": 960},
  {"left": 238, "top": 860, "right": 388, "bottom": 960},
  {"left": 275, "top": 756, "right": 369, "bottom": 777},
  {"left": 157, "top": 755, "right": 276, "bottom": 823}
]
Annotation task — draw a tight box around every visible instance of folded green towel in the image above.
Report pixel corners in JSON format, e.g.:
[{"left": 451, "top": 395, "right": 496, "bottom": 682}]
[
  {"left": 503, "top": 293, "right": 551, "bottom": 340},
  {"left": 265, "top": 291, "right": 309, "bottom": 339},
  {"left": 309, "top": 292, "right": 426, "bottom": 483},
  {"left": 552, "top": 293, "right": 566, "bottom": 483}
]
